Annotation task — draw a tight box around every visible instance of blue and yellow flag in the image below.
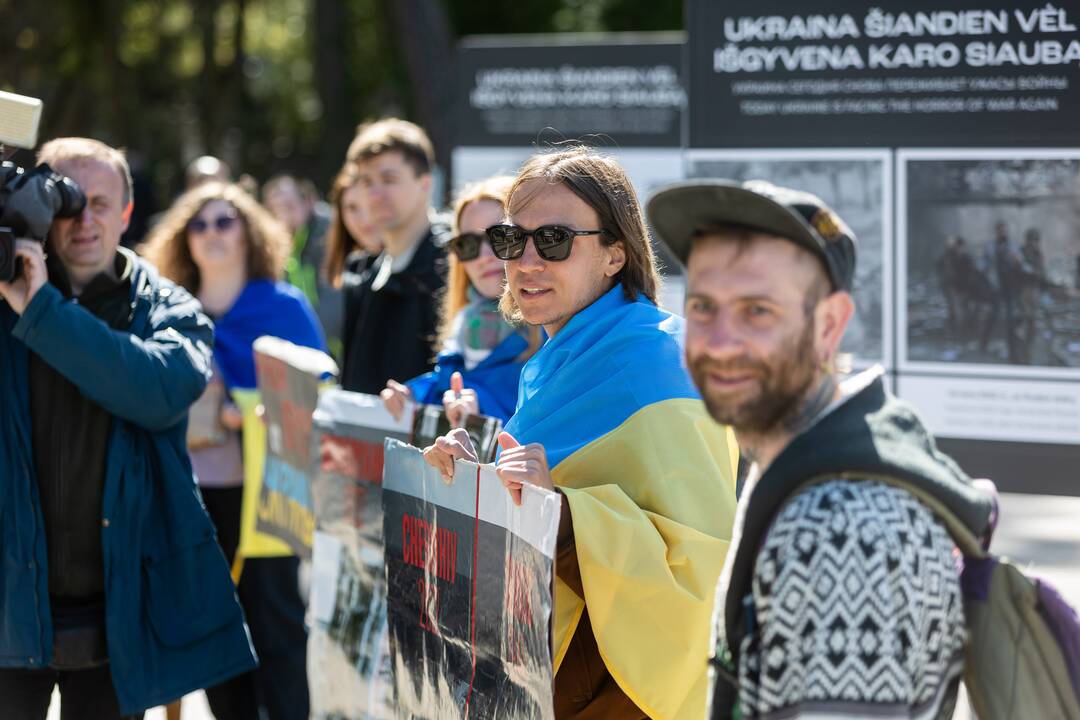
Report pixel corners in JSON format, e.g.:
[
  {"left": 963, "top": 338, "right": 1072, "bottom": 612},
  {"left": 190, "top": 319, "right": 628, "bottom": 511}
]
[{"left": 504, "top": 284, "right": 738, "bottom": 720}]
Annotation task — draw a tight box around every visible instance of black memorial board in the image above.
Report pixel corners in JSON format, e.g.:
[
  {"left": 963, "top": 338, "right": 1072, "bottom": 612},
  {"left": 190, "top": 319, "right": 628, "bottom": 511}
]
[
  {"left": 688, "top": 1, "right": 1080, "bottom": 148},
  {"left": 456, "top": 33, "right": 685, "bottom": 148}
]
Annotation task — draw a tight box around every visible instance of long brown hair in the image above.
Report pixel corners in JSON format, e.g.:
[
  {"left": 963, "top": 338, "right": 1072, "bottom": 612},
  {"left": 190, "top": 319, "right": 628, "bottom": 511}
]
[
  {"left": 500, "top": 147, "right": 661, "bottom": 320},
  {"left": 323, "top": 163, "right": 372, "bottom": 288},
  {"left": 140, "top": 181, "right": 291, "bottom": 294}
]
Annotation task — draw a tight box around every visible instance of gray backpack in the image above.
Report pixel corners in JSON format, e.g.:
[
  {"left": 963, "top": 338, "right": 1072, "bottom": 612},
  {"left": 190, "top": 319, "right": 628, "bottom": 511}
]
[{"left": 898, "top": 478, "right": 1080, "bottom": 720}]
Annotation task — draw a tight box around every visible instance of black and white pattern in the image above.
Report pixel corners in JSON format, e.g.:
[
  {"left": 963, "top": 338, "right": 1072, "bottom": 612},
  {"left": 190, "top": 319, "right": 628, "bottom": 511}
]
[{"left": 739, "top": 480, "right": 965, "bottom": 719}]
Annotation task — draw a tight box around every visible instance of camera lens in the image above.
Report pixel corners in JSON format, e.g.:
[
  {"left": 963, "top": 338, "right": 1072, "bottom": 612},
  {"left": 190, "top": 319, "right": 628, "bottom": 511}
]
[{"left": 52, "top": 176, "right": 86, "bottom": 219}]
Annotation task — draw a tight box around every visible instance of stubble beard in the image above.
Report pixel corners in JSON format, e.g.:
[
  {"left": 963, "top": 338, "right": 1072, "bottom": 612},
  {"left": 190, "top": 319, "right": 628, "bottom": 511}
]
[{"left": 691, "top": 318, "right": 821, "bottom": 437}]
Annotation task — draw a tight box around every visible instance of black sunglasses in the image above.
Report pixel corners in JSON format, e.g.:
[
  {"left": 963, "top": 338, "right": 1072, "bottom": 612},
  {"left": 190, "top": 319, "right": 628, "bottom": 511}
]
[
  {"left": 485, "top": 224, "right": 610, "bottom": 262},
  {"left": 188, "top": 214, "right": 239, "bottom": 235},
  {"left": 448, "top": 231, "right": 487, "bottom": 261}
]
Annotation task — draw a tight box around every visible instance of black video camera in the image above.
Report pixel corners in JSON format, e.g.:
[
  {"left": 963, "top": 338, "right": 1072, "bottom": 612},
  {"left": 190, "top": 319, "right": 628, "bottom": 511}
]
[{"left": 0, "top": 161, "right": 86, "bottom": 282}]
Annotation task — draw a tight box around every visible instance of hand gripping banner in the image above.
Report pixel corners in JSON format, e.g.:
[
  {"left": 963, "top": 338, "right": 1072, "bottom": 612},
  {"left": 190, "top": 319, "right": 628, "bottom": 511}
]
[{"left": 382, "top": 439, "right": 560, "bottom": 719}]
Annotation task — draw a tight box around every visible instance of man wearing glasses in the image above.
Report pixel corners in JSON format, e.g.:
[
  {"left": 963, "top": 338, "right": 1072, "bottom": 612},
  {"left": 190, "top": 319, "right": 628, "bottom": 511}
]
[
  {"left": 339, "top": 118, "right": 446, "bottom": 394},
  {"left": 0, "top": 138, "right": 255, "bottom": 718},
  {"left": 423, "top": 147, "right": 737, "bottom": 720}
]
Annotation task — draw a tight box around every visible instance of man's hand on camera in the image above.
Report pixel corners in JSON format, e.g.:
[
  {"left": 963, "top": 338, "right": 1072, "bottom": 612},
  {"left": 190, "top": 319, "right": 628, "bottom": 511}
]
[{"left": 0, "top": 240, "right": 47, "bottom": 315}]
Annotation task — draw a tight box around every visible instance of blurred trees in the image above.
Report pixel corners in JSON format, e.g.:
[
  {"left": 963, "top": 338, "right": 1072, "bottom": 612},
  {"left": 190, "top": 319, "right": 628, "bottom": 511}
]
[{"left": 2, "top": 0, "right": 679, "bottom": 212}]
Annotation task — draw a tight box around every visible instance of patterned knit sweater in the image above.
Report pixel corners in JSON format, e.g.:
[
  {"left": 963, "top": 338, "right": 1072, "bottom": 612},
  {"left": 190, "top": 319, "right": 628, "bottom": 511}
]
[
  {"left": 711, "top": 367, "right": 991, "bottom": 720},
  {"left": 738, "top": 479, "right": 964, "bottom": 719}
]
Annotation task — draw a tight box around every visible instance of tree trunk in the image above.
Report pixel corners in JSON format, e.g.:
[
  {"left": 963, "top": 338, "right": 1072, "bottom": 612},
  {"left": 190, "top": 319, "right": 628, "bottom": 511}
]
[
  {"left": 382, "top": 0, "right": 455, "bottom": 201},
  {"left": 196, "top": 0, "right": 219, "bottom": 153},
  {"left": 313, "top": 0, "right": 352, "bottom": 184}
]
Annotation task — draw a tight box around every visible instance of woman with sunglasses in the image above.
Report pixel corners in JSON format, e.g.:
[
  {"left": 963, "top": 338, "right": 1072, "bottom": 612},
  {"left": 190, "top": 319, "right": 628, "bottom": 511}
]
[
  {"left": 381, "top": 175, "right": 540, "bottom": 425},
  {"left": 141, "top": 181, "right": 323, "bottom": 720}
]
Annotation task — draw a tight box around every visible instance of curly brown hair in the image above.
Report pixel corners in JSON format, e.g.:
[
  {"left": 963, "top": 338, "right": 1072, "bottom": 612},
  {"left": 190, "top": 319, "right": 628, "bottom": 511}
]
[{"left": 140, "top": 181, "right": 291, "bottom": 294}]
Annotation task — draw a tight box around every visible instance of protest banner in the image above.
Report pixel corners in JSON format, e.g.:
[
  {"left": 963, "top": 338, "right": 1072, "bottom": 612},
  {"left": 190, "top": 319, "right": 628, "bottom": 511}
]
[
  {"left": 307, "top": 389, "right": 410, "bottom": 720},
  {"left": 382, "top": 439, "right": 561, "bottom": 719},
  {"left": 306, "top": 391, "right": 505, "bottom": 718},
  {"left": 251, "top": 336, "right": 337, "bottom": 558}
]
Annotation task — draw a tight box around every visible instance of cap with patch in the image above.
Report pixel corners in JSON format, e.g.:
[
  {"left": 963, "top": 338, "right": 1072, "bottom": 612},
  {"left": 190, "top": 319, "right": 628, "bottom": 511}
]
[{"left": 646, "top": 179, "right": 857, "bottom": 292}]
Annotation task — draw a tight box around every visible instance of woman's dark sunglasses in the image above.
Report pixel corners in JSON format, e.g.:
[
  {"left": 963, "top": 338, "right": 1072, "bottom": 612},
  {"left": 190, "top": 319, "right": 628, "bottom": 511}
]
[
  {"left": 485, "top": 224, "right": 610, "bottom": 262},
  {"left": 448, "top": 232, "right": 487, "bottom": 261},
  {"left": 188, "top": 214, "right": 239, "bottom": 235}
]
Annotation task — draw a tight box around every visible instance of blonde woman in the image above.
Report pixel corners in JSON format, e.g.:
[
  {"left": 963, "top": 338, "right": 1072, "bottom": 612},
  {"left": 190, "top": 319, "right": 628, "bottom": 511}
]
[
  {"left": 382, "top": 175, "right": 539, "bottom": 424},
  {"left": 141, "top": 181, "right": 323, "bottom": 720}
]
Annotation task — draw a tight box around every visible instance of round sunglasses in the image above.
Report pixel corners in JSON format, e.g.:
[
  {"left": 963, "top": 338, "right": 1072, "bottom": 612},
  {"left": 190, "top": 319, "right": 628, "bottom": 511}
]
[
  {"left": 485, "top": 224, "right": 611, "bottom": 262},
  {"left": 188, "top": 214, "right": 239, "bottom": 235},
  {"left": 447, "top": 231, "right": 487, "bottom": 261}
]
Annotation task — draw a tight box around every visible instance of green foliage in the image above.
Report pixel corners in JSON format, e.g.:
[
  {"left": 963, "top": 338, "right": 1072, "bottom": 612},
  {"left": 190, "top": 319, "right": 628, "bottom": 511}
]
[{"left": 1, "top": 0, "right": 678, "bottom": 220}]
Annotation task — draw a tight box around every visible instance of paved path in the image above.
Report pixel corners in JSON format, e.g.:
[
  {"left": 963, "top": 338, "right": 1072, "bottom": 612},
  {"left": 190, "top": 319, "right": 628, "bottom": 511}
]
[{"left": 993, "top": 492, "right": 1080, "bottom": 608}]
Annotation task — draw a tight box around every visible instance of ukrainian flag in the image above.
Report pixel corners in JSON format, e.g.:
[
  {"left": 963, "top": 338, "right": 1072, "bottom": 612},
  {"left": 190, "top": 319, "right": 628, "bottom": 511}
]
[{"left": 504, "top": 284, "right": 738, "bottom": 720}]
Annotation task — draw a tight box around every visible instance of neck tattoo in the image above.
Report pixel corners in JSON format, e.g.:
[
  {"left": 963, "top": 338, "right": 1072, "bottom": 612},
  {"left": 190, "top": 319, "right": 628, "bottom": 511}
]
[{"left": 783, "top": 373, "right": 838, "bottom": 436}]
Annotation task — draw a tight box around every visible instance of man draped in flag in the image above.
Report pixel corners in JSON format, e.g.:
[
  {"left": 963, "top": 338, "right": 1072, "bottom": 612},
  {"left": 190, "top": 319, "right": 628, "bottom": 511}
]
[{"left": 423, "top": 147, "right": 738, "bottom": 719}]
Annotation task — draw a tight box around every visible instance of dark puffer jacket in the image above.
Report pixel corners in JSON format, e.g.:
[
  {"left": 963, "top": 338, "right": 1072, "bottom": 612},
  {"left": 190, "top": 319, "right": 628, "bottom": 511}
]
[{"left": 0, "top": 248, "right": 257, "bottom": 714}]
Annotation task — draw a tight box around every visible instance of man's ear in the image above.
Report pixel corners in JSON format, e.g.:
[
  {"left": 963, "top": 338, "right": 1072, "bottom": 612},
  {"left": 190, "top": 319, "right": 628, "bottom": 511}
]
[
  {"left": 604, "top": 239, "right": 627, "bottom": 278},
  {"left": 121, "top": 201, "right": 134, "bottom": 233},
  {"left": 815, "top": 290, "right": 854, "bottom": 361}
]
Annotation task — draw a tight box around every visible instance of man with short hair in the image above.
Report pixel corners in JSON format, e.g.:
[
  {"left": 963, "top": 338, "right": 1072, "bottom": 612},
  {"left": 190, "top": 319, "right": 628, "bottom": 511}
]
[
  {"left": 263, "top": 173, "right": 343, "bottom": 351},
  {"left": 0, "top": 138, "right": 255, "bottom": 719},
  {"left": 647, "top": 180, "right": 993, "bottom": 720},
  {"left": 424, "top": 148, "right": 737, "bottom": 719},
  {"left": 340, "top": 118, "right": 446, "bottom": 393}
]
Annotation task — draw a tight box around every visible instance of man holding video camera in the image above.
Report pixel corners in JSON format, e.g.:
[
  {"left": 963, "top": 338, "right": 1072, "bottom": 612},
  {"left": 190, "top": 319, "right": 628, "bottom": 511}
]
[{"left": 0, "top": 137, "right": 256, "bottom": 719}]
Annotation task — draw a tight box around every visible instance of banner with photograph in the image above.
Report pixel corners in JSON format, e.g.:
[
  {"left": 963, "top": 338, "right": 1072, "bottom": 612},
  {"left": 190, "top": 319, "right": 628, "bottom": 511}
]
[
  {"left": 896, "top": 149, "right": 1080, "bottom": 458},
  {"left": 382, "top": 439, "right": 560, "bottom": 719},
  {"left": 307, "top": 389, "right": 410, "bottom": 720},
  {"left": 252, "top": 337, "right": 337, "bottom": 558},
  {"left": 306, "top": 391, "right": 506, "bottom": 718},
  {"left": 687, "top": 1, "right": 1080, "bottom": 148}
]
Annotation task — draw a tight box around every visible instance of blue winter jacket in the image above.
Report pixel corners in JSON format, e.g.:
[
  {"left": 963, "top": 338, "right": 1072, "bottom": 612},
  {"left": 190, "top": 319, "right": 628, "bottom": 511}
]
[
  {"left": 405, "top": 331, "right": 530, "bottom": 424},
  {"left": 0, "top": 249, "right": 257, "bottom": 714}
]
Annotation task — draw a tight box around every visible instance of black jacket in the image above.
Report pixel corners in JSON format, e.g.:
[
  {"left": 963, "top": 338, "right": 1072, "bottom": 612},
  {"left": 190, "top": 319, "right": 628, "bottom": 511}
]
[
  {"left": 29, "top": 254, "right": 134, "bottom": 606},
  {"left": 340, "top": 228, "right": 446, "bottom": 394}
]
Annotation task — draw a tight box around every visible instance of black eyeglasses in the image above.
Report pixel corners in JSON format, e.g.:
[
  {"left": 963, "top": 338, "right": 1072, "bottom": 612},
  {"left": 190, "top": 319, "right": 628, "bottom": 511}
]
[
  {"left": 485, "top": 224, "right": 610, "bottom": 262},
  {"left": 448, "top": 232, "right": 486, "bottom": 261},
  {"left": 188, "top": 214, "right": 239, "bottom": 235}
]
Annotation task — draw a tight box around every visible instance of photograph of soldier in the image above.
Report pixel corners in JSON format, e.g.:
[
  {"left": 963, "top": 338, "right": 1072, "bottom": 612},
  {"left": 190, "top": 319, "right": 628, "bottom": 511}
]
[
  {"left": 905, "top": 156, "right": 1080, "bottom": 368},
  {"left": 687, "top": 154, "right": 887, "bottom": 366}
]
